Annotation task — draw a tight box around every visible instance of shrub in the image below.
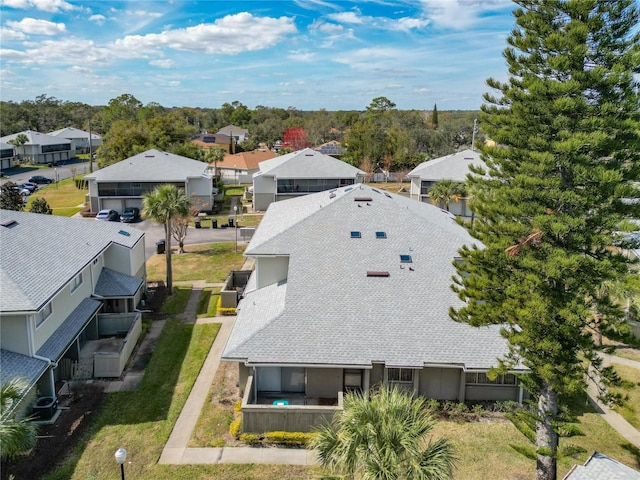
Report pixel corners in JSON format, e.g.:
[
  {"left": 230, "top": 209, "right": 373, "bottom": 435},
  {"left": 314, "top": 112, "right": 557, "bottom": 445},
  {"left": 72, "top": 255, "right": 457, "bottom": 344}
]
[
  {"left": 229, "top": 417, "right": 242, "bottom": 438},
  {"left": 233, "top": 400, "right": 242, "bottom": 413},
  {"left": 263, "top": 431, "right": 315, "bottom": 447},
  {"left": 239, "top": 433, "right": 260, "bottom": 445}
]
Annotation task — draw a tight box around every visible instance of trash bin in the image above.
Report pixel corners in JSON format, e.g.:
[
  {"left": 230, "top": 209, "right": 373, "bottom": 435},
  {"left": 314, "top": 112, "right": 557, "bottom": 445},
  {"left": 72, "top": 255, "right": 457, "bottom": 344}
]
[
  {"left": 195, "top": 219, "right": 201, "bottom": 228},
  {"left": 212, "top": 219, "right": 217, "bottom": 229},
  {"left": 33, "top": 396, "right": 58, "bottom": 420},
  {"left": 228, "top": 217, "right": 234, "bottom": 227},
  {"left": 156, "top": 240, "right": 166, "bottom": 254}
]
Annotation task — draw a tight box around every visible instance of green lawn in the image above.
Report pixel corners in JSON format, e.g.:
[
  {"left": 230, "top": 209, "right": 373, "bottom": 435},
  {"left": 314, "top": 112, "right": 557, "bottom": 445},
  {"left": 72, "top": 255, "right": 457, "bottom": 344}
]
[
  {"left": 611, "top": 363, "right": 640, "bottom": 430},
  {"left": 26, "top": 177, "right": 87, "bottom": 215},
  {"left": 197, "top": 287, "right": 220, "bottom": 318},
  {"left": 146, "top": 242, "right": 247, "bottom": 283}
]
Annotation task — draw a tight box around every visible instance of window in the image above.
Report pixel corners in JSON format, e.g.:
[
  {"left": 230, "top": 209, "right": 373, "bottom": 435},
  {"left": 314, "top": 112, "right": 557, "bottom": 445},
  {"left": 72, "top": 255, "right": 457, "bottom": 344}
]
[
  {"left": 70, "top": 272, "right": 83, "bottom": 293},
  {"left": 351, "top": 231, "right": 361, "bottom": 238},
  {"left": 344, "top": 369, "right": 363, "bottom": 391},
  {"left": 375, "top": 231, "right": 387, "bottom": 239},
  {"left": 400, "top": 255, "right": 412, "bottom": 263},
  {"left": 388, "top": 368, "right": 414, "bottom": 383},
  {"left": 465, "top": 372, "right": 516, "bottom": 385},
  {"left": 36, "top": 302, "right": 52, "bottom": 327}
]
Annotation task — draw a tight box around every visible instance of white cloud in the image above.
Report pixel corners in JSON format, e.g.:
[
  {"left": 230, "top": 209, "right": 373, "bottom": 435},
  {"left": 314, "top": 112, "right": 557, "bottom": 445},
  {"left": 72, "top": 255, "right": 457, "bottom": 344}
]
[
  {"left": 6, "top": 18, "right": 66, "bottom": 35},
  {"left": 3, "top": 0, "right": 76, "bottom": 13},
  {"left": 150, "top": 59, "right": 174, "bottom": 68},
  {"left": 287, "top": 50, "right": 315, "bottom": 62},
  {"left": 414, "top": 87, "right": 431, "bottom": 93},
  {"left": 386, "top": 83, "right": 402, "bottom": 89},
  {"left": 327, "top": 11, "right": 365, "bottom": 25},
  {"left": 113, "top": 12, "right": 297, "bottom": 55},
  {"left": 312, "top": 21, "right": 344, "bottom": 35},
  {"left": 420, "top": 0, "right": 507, "bottom": 29},
  {"left": 0, "top": 28, "right": 27, "bottom": 41},
  {"left": 392, "top": 17, "right": 430, "bottom": 31},
  {"left": 68, "top": 65, "right": 90, "bottom": 73},
  {"left": 131, "top": 10, "right": 163, "bottom": 19},
  {"left": 89, "top": 14, "right": 107, "bottom": 26}
]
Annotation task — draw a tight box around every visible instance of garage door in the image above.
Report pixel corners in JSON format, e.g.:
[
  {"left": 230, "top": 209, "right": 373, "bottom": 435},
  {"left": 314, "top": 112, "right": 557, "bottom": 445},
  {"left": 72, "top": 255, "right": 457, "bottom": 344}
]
[{"left": 101, "top": 199, "right": 124, "bottom": 212}]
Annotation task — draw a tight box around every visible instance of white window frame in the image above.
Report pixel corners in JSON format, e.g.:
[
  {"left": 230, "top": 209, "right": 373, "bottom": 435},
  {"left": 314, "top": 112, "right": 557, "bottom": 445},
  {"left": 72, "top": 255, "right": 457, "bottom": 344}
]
[
  {"left": 36, "top": 302, "right": 52, "bottom": 327},
  {"left": 70, "top": 272, "right": 83, "bottom": 293}
]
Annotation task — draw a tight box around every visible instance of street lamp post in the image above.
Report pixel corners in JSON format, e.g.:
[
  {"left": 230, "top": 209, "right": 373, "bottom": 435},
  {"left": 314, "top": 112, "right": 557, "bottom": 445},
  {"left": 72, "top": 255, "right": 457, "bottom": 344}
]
[
  {"left": 115, "top": 448, "right": 127, "bottom": 480},
  {"left": 233, "top": 205, "right": 238, "bottom": 252}
]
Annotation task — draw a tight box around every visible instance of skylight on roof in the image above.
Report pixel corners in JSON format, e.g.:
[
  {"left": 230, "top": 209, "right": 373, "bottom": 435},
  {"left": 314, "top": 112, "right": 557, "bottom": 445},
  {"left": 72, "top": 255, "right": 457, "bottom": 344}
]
[
  {"left": 400, "top": 255, "right": 412, "bottom": 263},
  {"left": 375, "top": 231, "right": 387, "bottom": 239},
  {"left": 351, "top": 231, "right": 361, "bottom": 238},
  {"left": 118, "top": 230, "right": 131, "bottom": 236}
]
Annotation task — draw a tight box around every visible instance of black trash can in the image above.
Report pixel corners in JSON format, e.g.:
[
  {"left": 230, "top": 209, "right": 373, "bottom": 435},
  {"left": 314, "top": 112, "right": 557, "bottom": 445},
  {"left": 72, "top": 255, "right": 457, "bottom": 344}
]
[
  {"left": 228, "top": 217, "right": 234, "bottom": 227},
  {"left": 195, "top": 219, "right": 201, "bottom": 228},
  {"left": 156, "top": 239, "right": 166, "bottom": 254},
  {"left": 212, "top": 219, "right": 217, "bottom": 229}
]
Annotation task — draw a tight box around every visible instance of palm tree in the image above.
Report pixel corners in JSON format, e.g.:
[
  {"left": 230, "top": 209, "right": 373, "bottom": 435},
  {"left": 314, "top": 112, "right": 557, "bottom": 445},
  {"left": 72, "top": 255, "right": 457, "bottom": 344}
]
[
  {"left": 142, "top": 184, "right": 191, "bottom": 292},
  {"left": 428, "top": 179, "right": 466, "bottom": 212},
  {"left": 205, "top": 147, "right": 225, "bottom": 182},
  {"left": 311, "top": 386, "right": 456, "bottom": 480},
  {"left": 1, "top": 378, "right": 37, "bottom": 460}
]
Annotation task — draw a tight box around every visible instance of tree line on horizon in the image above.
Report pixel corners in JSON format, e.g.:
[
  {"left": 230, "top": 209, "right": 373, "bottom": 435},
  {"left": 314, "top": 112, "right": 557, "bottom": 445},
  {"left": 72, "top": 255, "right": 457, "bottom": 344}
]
[{"left": 0, "top": 95, "right": 480, "bottom": 172}]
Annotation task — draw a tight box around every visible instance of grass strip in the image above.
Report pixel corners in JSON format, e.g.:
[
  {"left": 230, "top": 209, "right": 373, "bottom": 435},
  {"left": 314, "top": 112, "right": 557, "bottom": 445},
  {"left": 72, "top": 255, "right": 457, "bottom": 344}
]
[{"left": 162, "top": 285, "right": 192, "bottom": 315}]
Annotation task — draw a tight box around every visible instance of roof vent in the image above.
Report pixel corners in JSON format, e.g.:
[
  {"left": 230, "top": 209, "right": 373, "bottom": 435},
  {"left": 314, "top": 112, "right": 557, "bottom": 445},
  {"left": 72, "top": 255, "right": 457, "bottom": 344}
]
[
  {"left": 305, "top": 153, "right": 314, "bottom": 156},
  {"left": 464, "top": 157, "right": 474, "bottom": 160},
  {"left": 354, "top": 197, "right": 372, "bottom": 202},
  {"left": 1, "top": 219, "right": 17, "bottom": 228},
  {"left": 344, "top": 187, "right": 353, "bottom": 192},
  {"left": 329, "top": 193, "right": 336, "bottom": 199},
  {"left": 367, "top": 271, "right": 390, "bottom": 277}
]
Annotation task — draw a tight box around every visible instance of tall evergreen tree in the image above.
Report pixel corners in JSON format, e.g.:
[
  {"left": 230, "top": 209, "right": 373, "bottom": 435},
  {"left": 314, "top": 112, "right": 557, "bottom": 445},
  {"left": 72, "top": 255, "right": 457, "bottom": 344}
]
[
  {"left": 432, "top": 103, "right": 438, "bottom": 129},
  {"left": 450, "top": 2, "right": 640, "bottom": 480}
]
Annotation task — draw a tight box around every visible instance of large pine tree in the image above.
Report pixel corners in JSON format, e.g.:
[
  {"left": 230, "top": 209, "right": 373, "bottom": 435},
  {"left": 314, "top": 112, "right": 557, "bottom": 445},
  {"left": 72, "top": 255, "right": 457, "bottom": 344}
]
[{"left": 451, "top": 2, "right": 639, "bottom": 480}]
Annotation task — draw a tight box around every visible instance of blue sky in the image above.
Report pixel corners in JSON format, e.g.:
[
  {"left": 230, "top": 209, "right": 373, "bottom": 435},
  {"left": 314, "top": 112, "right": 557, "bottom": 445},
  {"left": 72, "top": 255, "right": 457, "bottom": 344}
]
[{"left": 0, "top": 0, "right": 516, "bottom": 110}]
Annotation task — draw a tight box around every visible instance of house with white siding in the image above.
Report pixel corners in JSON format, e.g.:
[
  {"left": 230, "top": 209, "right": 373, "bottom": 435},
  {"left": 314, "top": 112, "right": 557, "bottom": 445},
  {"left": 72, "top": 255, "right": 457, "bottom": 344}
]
[{"left": 0, "top": 210, "right": 146, "bottom": 421}]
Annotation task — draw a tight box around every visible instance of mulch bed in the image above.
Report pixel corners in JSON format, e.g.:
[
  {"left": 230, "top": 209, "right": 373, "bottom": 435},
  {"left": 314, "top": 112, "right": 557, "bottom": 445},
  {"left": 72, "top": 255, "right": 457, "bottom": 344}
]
[{"left": 1, "top": 384, "right": 106, "bottom": 480}]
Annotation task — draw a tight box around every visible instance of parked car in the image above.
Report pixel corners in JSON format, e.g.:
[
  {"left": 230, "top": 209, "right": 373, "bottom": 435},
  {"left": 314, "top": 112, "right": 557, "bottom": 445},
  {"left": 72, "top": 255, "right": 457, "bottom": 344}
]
[
  {"left": 18, "top": 182, "right": 38, "bottom": 193},
  {"left": 120, "top": 207, "right": 140, "bottom": 223},
  {"left": 95, "top": 209, "right": 119, "bottom": 221},
  {"left": 13, "top": 186, "right": 31, "bottom": 196},
  {"left": 28, "top": 175, "right": 53, "bottom": 184}
]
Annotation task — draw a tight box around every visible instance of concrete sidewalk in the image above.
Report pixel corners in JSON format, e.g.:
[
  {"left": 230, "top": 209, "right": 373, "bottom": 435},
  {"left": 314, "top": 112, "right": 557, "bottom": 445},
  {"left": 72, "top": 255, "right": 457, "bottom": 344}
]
[{"left": 587, "top": 353, "right": 640, "bottom": 447}]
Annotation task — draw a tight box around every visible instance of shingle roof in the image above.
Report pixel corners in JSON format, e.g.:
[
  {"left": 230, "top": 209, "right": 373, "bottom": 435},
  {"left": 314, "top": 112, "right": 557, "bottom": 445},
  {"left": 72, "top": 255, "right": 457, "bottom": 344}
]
[
  {"left": 255, "top": 148, "right": 365, "bottom": 179},
  {"left": 84, "top": 149, "right": 211, "bottom": 182},
  {"left": 36, "top": 298, "right": 102, "bottom": 361},
  {"left": 224, "top": 185, "right": 515, "bottom": 370},
  {"left": 1, "top": 349, "right": 48, "bottom": 388},
  {"left": 49, "top": 127, "right": 101, "bottom": 141},
  {"left": 0, "top": 130, "right": 71, "bottom": 146},
  {"left": 563, "top": 452, "right": 640, "bottom": 479},
  {"left": 94, "top": 268, "right": 143, "bottom": 297},
  {"left": 0, "top": 210, "right": 144, "bottom": 312},
  {"left": 407, "top": 149, "right": 488, "bottom": 182},
  {"left": 219, "top": 150, "right": 277, "bottom": 170}
]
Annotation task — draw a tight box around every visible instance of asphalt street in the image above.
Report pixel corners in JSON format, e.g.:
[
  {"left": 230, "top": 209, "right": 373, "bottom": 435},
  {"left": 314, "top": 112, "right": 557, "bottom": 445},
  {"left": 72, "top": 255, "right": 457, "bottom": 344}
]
[
  {"left": 2, "top": 161, "right": 243, "bottom": 259},
  {"left": 131, "top": 218, "right": 241, "bottom": 259},
  {"left": 1, "top": 159, "right": 95, "bottom": 187}
]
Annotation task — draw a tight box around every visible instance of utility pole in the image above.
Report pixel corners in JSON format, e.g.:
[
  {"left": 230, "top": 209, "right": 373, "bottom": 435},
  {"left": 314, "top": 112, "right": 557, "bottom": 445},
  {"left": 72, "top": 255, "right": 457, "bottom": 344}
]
[
  {"left": 471, "top": 118, "right": 478, "bottom": 151},
  {"left": 88, "top": 120, "right": 93, "bottom": 173}
]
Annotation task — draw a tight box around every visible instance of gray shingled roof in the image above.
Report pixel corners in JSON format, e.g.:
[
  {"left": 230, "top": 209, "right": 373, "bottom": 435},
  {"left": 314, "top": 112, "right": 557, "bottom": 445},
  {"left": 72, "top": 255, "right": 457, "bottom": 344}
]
[
  {"left": 0, "top": 130, "right": 71, "bottom": 146},
  {"left": 49, "top": 127, "right": 101, "bottom": 141},
  {"left": 36, "top": 298, "right": 102, "bottom": 361},
  {"left": 563, "top": 452, "right": 640, "bottom": 479},
  {"left": 256, "top": 148, "right": 365, "bottom": 179},
  {"left": 223, "top": 184, "right": 515, "bottom": 370},
  {"left": 84, "top": 149, "right": 211, "bottom": 182},
  {"left": 94, "top": 268, "right": 143, "bottom": 297},
  {"left": 1, "top": 349, "right": 48, "bottom": 388},
  {"left": 0, "top": 210, "right": 144, "bottom": 312},
  {"left": 407, "top": 149, "right": 488, "bottom": 182}
]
